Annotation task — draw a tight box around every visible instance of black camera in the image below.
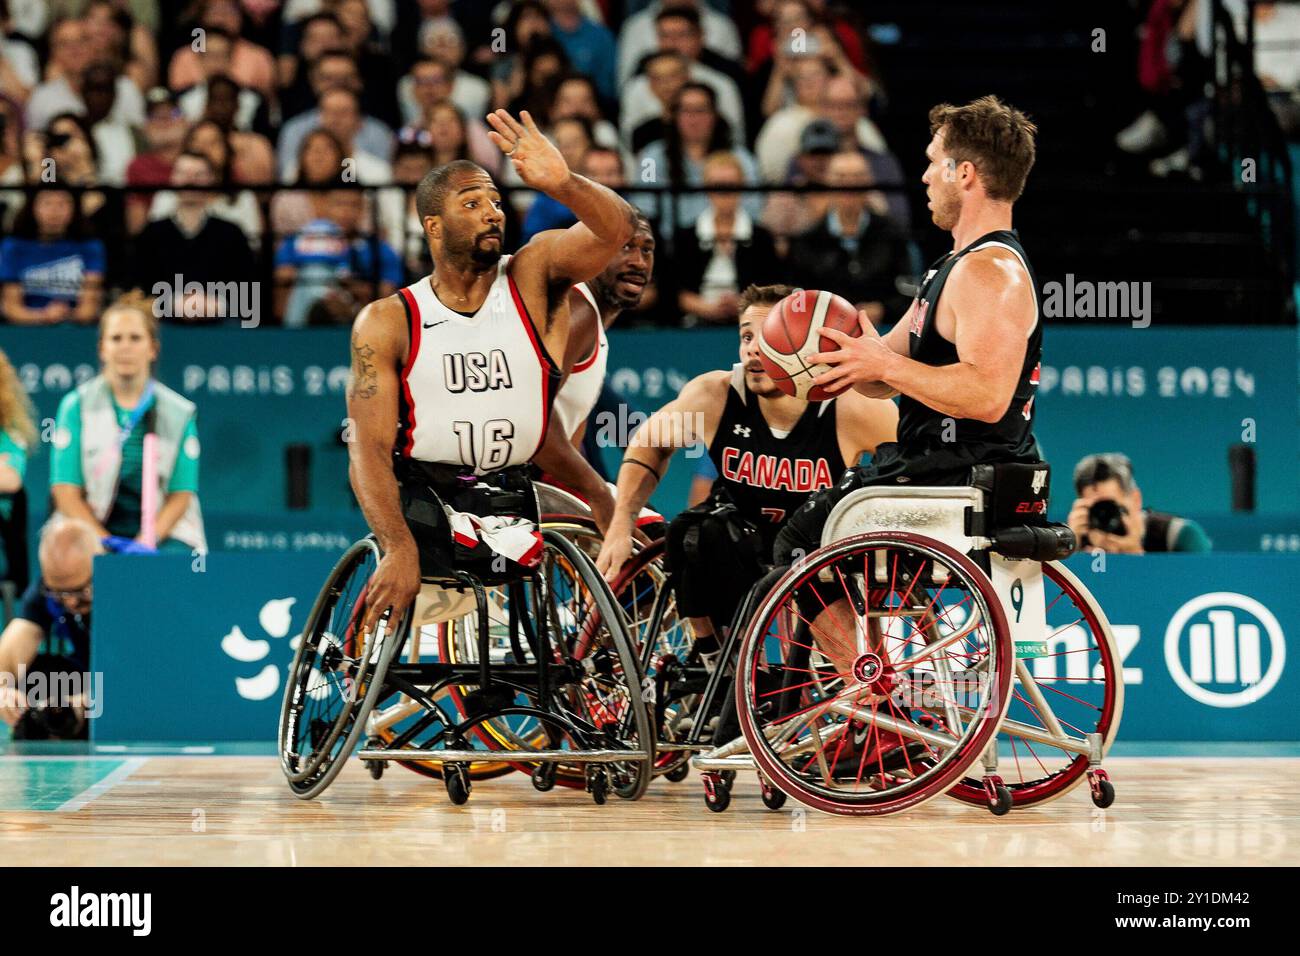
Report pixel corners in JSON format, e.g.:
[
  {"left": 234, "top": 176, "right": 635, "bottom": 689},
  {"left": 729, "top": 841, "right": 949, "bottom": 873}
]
[
  {"left": 14, "top": 705, "right": 87, "bottom": 741},
  {"left": 1087, "top": 499, "right": 1129, "bottom": 537}
]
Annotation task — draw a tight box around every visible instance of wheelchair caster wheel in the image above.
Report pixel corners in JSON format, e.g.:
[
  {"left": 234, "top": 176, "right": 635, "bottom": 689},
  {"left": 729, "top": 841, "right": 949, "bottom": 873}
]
[
  {"left": 1089, "top": 770, "right": 1115, "bottom": 809},
  {"left": 531, "top": 763, "right": 557, "bottom": 792},
  {"left": 983, "top": 775, "right": 1012, "bottom": 816},
  {"left": 445, "top": 764, "right": 471, "bottom": 805},
  {"left": 702, "top": 772, "right": 731, "bottom": 813},
  {"left": 721, "top": 770, "right": 737, "bottom": 787},
  {"left": 366, "top": 760, "right": 384, "bottom": 780},
  {"left": 664, "top": 760, "right": 690, "bottom": 783},
  {"left": 586, "top": 766, "right": 609, "bottom": 805},
  {"left": 759, "top": 775, "right": 786, "bottom": 811}
]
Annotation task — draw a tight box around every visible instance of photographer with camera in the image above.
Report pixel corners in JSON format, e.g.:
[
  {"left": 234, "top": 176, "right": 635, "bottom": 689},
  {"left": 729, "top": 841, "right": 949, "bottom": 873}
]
[
  {"left": 1068, "top": 452, "right": 1211, "bottom": 554},
  {"left": 0, "top": 515, "right": 153, "bottom": 740}
]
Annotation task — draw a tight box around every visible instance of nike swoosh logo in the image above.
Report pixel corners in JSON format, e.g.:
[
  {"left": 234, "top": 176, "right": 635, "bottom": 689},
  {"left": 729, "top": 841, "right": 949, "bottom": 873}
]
[{"left": 422, "top": 320, "right": 448, "bottom": 329}]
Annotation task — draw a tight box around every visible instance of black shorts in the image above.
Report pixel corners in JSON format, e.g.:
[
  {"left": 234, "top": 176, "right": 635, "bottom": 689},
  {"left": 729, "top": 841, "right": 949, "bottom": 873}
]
[
  {"left": 664, "top": 496, "right": 769, "bottom": 633},
  {"left": 773, "top": 443, "right": 975, "bottom": 564}
]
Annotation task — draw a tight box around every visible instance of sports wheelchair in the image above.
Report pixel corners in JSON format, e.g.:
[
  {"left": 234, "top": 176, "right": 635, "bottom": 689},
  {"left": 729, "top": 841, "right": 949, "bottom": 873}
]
[
  {"left": 278, "top": 476, "right": 655, "bottom": 805},
  {"left": 680, "top": 461, "right": 1124, "bottom": 816}
]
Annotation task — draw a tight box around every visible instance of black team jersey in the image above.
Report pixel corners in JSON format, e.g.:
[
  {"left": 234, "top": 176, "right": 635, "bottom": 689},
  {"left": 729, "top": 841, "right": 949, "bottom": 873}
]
[
  {"left": 899, "top": 228, "right": 1042, "bottom": 469},
  {"left": 706, "top": 364, "right": 848, "bottom": 550}
]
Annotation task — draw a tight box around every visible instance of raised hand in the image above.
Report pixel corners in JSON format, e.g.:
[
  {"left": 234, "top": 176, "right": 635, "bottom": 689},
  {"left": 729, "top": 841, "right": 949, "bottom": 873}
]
[{"left": 485, "top": 108, "right": 570, "bottom": 194}]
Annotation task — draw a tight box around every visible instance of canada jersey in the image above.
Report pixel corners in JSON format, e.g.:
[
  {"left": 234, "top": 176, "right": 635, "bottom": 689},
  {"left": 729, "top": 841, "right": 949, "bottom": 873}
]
[
  {"left": 395, "top": 256, "right": 562, "bottom": 474},
  {"left": 552, "top": 281, "right": 609, "bottom": 438},
  {"left": 706, "top": 364, "right": 844, "bottom": 547},
  {"left": 900, "top": 228, "right": 1042, "bottom": 465}
]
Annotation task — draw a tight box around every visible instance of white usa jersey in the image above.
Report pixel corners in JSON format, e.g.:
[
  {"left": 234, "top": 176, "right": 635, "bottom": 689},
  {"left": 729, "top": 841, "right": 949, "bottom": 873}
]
[
  {"left": 552, "top": 281, "right": 609, "bottom": 438},
  {"left": 395, "top": 256, "right": 561, "bottom": 474}
]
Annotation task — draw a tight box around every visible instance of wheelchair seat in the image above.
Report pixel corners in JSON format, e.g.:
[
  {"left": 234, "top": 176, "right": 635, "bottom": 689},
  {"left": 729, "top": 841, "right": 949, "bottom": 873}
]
[{"left": 820, "top": 461, "right": 1075, "bottom": 562}]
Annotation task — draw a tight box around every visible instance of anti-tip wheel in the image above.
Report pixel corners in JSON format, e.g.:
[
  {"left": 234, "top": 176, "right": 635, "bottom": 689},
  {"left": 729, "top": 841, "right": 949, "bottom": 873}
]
[
  {"left": 1090, "top": 774, "right": 1116, "bottom": 809},
  {"left": 664, "top": 760, "right": 690, "bottom": 783},
  {"left": 988, "top": 784, "right": 1013, "bottom": 816},
  {"left": 445, "top": 764, "right": 471, "bottom": 805},
  {"left": 703, "top": 773, "right": 731, "bottom": 813},
  {"left": 531, "top": 763, "right": 557, "bottom": 792},
  {"left": 760, "top": 776, "right": 787, "bottom": 811},
  {"left": 587, "top": 767, "right": 609, "bottom": 805}
]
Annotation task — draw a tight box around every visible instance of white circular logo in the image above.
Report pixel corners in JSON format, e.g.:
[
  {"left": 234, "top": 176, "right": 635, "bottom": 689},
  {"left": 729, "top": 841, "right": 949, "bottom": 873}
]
[{"left": 1164, "top": 592, "right": 1285, "bottom": 708}]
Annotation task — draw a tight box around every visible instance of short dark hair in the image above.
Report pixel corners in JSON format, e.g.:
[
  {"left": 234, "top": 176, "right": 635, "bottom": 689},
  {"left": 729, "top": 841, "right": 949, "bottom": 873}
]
[
  {"left": 416, "top": 159, "right": 488, "bottom": 219},
  {"left": 12, "top": 189, "right": 89, "bottom": 240},
  {"left": 656, "top": 5, "right": 701, "bottom": 30},
  {"left": 1073, "top": 453, "right": 1136, "bottom": 495},
  {"left": 738, "top": 283, "right": 795, "bottom": 317},
  {"left": 928, "top": 95, "right": 1037, "bottom": 202}
]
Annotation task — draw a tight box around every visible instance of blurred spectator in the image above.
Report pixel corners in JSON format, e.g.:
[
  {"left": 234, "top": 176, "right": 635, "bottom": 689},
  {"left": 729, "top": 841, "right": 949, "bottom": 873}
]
[
  {"left": 0, "top": 96, "right": 26, "bottom": 230},
  {"left": 618, "top": 0, "right": 742, "bottom": 88},
  {"left": 80, "top": 61, "right": 137, "bottom": 186},
  {"left": 0, "top": 0, "right": 40, "bottom": 103},
  {"left": 0, "top": 346, "right": 35, "bottom": 526},
  {"left": 786, "top": 150, "right": 911, "bottom": 324},
  {"left": 4, "top": 0, "right": 46, "bottom": 38},
  {"left": 277, "top": 12, "right": 345, "bottom": 119},
  {"left": 83, "top": 0, "right": 158, "bottom": 93},
  {"left": 50, "top": 293, "right": 205, "bottom": 550},
  {"left": 124, "top": 86, "right": 186, "bottom": 234},
  {"left": 282, "top": 0, "right": 396, "bottom": 41},
  {"left": 544, "top": 0, "right": 617, "bottom": 103},
  {"left": 168, "top": 0, "right": 276, "bottom": 101},
  {"left": 1069, "top": 453, "right": 1211, "bottom": 553},
  {"left": 755, "top": 55, "right": 832, "bottom": 181},
  {"left": 624, "top": 50, "right": 689, "bottom": 153},
  {"left": 506, "top": 36, "right": 571, "bottom": 121},
  {"left": 415, "top": 17, "right": 490, "bottom": 123},
  {"left": 275, "top": 187, "right": 402, "bottom": 327},
  {"left": 132, "top": 151, "right": 258, "bottom": 320},
  {"left": 761, "top": 118, "right": 835, "bottom": 242},
  {"left": 200, "top": 75, "right": 276, "bottom": 184},
  {"left": 636, "top": 82, "right": 761, "bottom": 236},
  {"left": 1252, "top": 1, "right": 1300, "bottom": 137},
  {"left": 489, "top": 0, "right": 552, "bottom": 111},
  {"left": 397, "top": 59, "right": 501, "bottom": 175},
  {"left": 176, "top": 28, "right": 265, "bottom": 132},
  {"left": 748, "top": 0, "right": 869, "bottom": 82},
  {"left": 621, "top": 7, "right": 747, "bottom": 147},
  {"left": 270, "top": 127, "right": 348, "bottom": 237},
  {"left": 0, "top": 190, "right": 105, "bottom": 324},
  {"left": 548, "top": 73, "right": 621, "bottom": 150},
  {"left": 520, "top": 118, "right": 598, "bottom": 240},
  {"left": 394, "top": 142, "right": 435, "bottom": 279},
  {"left": 277, "top": 52, "right": 395, "bottom": 179},
  {"left": 670, "top": 151, "right": 778, "bottom": 326},
  {"left": 0, "top": 518, "right": 103, "bottom": 741},
  {"left": 39, "top": 112, "right": 124, "bottom": 261},
  {"left": 26, "top": 18, "right": 146, "bottom": 131},
  {"left": 332, "top": 0, "right": 400, "bottom": 128},
  {"left": 298, "top": 87, "right": 403, "bottom": 243},
  {"left": 148, "top": 119, "right": 264, "bottom": 247},
  {"left": 813, "top": 77, "right": 910, "bottom": 228},
  {"left": 646, "top": 3, "right": 747, "bottom": 91},
  {"left": 422, "top": 101, "right": 474, "bottom": 168}
]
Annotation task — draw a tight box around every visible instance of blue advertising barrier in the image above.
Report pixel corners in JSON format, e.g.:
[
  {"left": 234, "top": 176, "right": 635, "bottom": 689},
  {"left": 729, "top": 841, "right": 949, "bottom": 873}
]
[
  {"left": 1, "top": 325, "right": 1294, "bottom": 529},
  {"left": 88, "top": 551, "right": 1296, "bottom": 744}
]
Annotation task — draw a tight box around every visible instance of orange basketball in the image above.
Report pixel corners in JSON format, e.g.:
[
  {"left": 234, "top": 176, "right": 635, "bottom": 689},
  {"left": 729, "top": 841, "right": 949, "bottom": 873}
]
[{"left": 758, "top": 290, "right": 862, "bottom": 400}]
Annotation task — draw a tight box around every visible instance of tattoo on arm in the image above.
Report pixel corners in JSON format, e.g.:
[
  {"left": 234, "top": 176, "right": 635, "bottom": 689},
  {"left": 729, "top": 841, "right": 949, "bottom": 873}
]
[{"left": 349, "top": 333, "right": 378, "bottom": 400}]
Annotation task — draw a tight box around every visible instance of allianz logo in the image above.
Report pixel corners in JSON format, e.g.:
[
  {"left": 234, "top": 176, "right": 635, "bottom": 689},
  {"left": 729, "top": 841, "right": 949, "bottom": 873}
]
[
  {"left": 1028, "top": 590, "right": 1284, "bottom": 708},
  {"left": 219, "top": 598, "right": 298, "bottom": 700}
]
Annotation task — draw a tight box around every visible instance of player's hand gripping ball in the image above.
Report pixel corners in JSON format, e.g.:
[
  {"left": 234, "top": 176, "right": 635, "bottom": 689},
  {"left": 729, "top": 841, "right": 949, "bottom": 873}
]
[{"left": 758, "top": 290, "right": 862, "bottom": 400}]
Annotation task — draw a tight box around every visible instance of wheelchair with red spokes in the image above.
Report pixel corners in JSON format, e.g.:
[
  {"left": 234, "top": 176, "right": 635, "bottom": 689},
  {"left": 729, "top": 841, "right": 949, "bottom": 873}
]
[{"left": 691, "top": 462, "right": 1123, "bottom": 816}]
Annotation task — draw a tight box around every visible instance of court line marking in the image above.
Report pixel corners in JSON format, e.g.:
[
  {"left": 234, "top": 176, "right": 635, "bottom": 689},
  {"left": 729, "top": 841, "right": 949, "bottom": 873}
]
[{"left": 56, "top": 757, "right": 147, "bottom": 812}]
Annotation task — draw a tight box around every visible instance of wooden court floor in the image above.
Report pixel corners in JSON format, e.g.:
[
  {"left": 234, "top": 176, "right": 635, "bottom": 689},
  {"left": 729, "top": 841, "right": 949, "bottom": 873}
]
[{"left": 1, "top": 755, "right": 1296, "bottom": 866}]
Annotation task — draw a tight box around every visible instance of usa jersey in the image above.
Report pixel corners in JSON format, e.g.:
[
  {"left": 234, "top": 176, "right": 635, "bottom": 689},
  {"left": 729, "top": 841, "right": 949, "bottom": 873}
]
[
  {"left": 552, "top": 281, "right": 609, "bottom": 438},
  {"left": 394, "top": 256, "right": 562, "bottom": 474}
]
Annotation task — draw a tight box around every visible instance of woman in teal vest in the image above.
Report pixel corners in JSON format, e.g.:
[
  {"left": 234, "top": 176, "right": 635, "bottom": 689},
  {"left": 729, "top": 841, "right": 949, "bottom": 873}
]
[
  {"left": 0, "top": 347, "right": 35, "bottom": 524},
  {"left": 49, "top": 292, "right": 206, "bottom": 553}
]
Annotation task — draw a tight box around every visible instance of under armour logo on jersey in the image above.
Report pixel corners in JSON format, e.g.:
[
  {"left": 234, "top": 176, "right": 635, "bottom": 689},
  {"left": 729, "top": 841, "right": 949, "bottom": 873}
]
[{"left": 733, "top": 424, "right": 752, "bottom": 437}]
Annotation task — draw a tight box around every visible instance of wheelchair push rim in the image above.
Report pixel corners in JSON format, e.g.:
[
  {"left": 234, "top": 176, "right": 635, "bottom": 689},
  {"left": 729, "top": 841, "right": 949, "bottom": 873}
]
[{"left": 736, "top": 531, "right": 1014, "bottom": 816}]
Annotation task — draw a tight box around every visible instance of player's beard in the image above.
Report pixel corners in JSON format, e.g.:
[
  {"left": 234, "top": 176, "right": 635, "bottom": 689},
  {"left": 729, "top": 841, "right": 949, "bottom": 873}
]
[
  {"left": 930, "top": 188, "right": 962, "bottom": 231},
  {"left": 445, "top": 225, "right": 504, "bottom": 268},
  {"left": 745, "top": 363, "right": 783, "bottom": 398}
]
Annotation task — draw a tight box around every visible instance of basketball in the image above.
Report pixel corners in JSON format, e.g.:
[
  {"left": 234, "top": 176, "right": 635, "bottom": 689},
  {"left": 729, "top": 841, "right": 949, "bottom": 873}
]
[{"left": 757, "top": 290, "right": 863, "bottom": 400}]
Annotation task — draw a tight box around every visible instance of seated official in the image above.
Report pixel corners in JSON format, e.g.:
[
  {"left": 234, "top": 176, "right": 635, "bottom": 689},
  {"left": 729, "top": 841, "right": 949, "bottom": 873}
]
[
  {"left": 1068, "top": 452, "right": 1211, "bottom": 553},
  {"left": 0, "top": 517, "right": 153, "bottom": 740},
  {"left": 50, "top": 294, "right": 205, "bottom": 553}
]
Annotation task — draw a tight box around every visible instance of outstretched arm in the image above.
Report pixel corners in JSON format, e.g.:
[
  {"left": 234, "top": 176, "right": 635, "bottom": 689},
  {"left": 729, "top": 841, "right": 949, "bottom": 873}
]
[
  {"left": 486, "top": 109, "right": 634, "bottom": 285},
  {"left": 595, "top": 371, "right": 728, "bottom": 579},
  {"left": 347, "top": 299, "right": 422, "bottom": 636}
]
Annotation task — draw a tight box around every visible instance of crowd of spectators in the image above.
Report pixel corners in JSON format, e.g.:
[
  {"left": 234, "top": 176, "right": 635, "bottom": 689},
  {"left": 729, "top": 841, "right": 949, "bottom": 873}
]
[{"left": 0, "top": 0, "right": 917, "bottom": 327}]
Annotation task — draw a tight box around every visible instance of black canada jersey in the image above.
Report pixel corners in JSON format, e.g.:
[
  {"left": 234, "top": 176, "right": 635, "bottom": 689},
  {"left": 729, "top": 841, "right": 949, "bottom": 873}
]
[{"left": 706, "top": 364, "right": 846, "bottom": 545}]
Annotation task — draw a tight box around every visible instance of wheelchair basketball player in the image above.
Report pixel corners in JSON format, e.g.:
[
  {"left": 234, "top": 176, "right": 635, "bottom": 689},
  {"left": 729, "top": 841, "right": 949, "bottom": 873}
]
[{"left": 346, "top": 109, "right": 639, "bottom": 636}]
